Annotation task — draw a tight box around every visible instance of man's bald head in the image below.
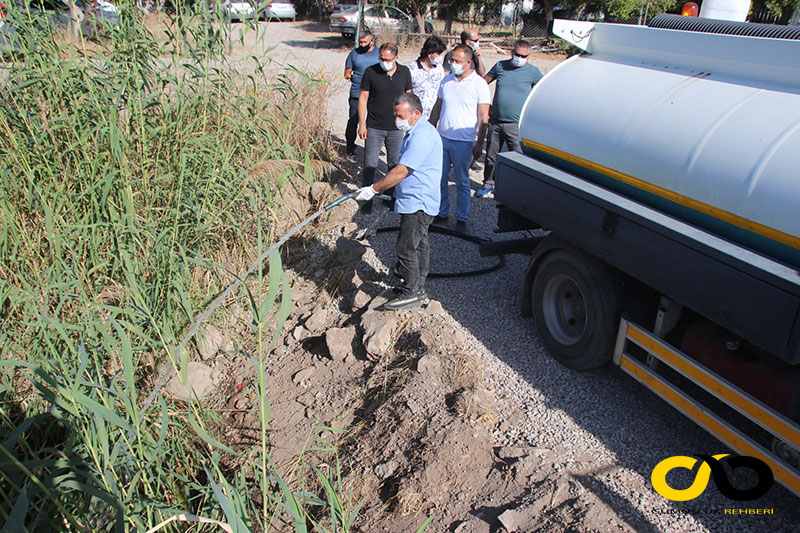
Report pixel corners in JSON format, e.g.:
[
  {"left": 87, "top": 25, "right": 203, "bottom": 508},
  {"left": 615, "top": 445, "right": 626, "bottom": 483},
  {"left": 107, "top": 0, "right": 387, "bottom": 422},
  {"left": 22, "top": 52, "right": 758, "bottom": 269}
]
[{"left": 460, "top": 29, "right": 480, "bottom": 44}]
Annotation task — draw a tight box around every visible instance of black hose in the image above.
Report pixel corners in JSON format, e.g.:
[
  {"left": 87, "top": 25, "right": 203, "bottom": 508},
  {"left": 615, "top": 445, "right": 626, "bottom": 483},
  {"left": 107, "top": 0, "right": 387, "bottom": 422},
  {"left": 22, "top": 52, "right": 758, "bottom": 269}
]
[{"left": 371, "top": 224, "right": 506, "bottom": 278}]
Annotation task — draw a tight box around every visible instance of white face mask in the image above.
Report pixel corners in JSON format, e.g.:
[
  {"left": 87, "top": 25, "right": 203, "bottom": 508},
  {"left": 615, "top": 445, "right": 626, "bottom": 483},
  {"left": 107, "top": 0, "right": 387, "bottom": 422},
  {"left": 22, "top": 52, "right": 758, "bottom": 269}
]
[
  {"left": 395, "top": 117, "right": 412, "bottom": 132},
  {"left": 431, "top": 54, "right": 444, "bottom": 66},
  {"left": 469, "top": 41, "right": 479, "bottom": 51},
  {"left": 511, "top": 56, "right": 527, "bottom": 68},
  {"left": 381, "top": 60, "right": 395, "bottom": 72},
  {"left": 451, "top": 62, "right": 465, "bottom": 76}
]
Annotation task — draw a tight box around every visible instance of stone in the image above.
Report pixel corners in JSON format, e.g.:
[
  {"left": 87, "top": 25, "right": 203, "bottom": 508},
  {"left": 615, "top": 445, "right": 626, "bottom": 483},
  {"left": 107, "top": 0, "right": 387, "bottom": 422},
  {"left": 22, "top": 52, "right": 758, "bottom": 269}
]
[
  {"left": 425, "top": 300, "right": 444, "bottom": 315},
  {"left": 497, "top": 508, "right": 524, "bottom": 532},
  {"left": 167, "top": 363, "right": 214, "bottom": 401},
  {"left": 374, "top": 460, "right": 398, "bottom": 480},
  {"left": 416, "top": 353, "right": 441, "bottom": 374},
  {"left": 304, "top": 304, "right": 328, "bottom": 333},
  {"left": 336, "top": 182, "right": 358, "bottom": 195},
  {"left": 310, "top": 181, "right": 332, "bottom": 204},
  {"left": 336, "top": 236, "right": 366, "bottom": 264},
  {"left": 498, "top": 499, "right": 548, "bottom": 532},
  {"left": 326, "top": 326, "right": 356, "bottom": 361},
  {"left": 495, "top": 446, "right": 532, "bottom": 460},
  {"left": 406, "top": 398, "right": 424, "bottom": 415},
  {"left": 197, "top": 324, "right": 224, "bottom": 360},
  {"left": 367, "top": 292, "right": 390, "bottom": 311},
  {"left": 292, "top": 367, "right": 315, "bottom": 386},
  {"left": 351, "top": 288, "right": 373, "bottom": 311},
  {"left": 292, "top": 325, "right": 308, "bottom": 341},
  {"left": 453, "top": 517, "right": 491, "bottom": 533},
  {"left": 296, "top": 390, "right": 316, "bottom": 407},
  {"left": 361, "top": 310, "right": 397, "bottom": 358},
  {"left": 326, "top": 198, "right": 358, "bottom": 227},
  {"left": 343, "top": 222, "right": 359, "bottom": 236}
]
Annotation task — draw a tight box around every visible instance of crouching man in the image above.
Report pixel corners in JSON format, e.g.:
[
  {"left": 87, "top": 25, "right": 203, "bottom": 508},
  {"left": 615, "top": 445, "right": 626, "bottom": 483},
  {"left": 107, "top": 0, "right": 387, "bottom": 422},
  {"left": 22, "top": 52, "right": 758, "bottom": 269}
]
[{"left": 356, "top": 93, "right": 443, "bottom": 311}]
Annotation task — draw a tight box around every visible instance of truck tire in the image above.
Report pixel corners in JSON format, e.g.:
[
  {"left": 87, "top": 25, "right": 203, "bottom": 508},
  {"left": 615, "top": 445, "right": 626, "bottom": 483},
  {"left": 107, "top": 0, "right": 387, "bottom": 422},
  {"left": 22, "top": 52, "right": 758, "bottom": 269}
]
[{"left": 532, "top": 249, "right": 622, "bottom": 370}]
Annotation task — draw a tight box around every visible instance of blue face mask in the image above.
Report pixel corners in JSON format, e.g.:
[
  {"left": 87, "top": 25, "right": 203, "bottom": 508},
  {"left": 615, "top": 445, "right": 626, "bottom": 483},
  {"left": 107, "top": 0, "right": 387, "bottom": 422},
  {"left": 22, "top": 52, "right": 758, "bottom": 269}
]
[{"left": 381, "top": 61, "right": 395, "bottom": 71}]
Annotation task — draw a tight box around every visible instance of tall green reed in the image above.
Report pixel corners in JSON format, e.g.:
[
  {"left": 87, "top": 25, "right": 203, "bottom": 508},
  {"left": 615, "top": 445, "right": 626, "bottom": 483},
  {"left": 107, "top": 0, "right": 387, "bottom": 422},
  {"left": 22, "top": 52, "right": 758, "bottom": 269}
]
[{"left": 1, "top": 2, "right": 347, "bottom": 530}]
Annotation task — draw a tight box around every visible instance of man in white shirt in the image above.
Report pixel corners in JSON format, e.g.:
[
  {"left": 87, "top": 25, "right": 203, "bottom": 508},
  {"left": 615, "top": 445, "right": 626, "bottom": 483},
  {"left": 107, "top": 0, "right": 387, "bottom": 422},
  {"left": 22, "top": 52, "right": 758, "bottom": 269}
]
[{"left": 429, "top": 44, "right": 490, "bottom": 231}]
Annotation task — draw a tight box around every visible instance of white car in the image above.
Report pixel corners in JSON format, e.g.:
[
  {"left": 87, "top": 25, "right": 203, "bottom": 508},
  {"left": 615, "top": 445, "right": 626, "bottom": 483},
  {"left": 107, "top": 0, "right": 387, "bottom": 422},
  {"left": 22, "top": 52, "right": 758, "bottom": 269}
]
[
  {"left": 263, "top": 1, "right": 295, "bottom": 20},
  {"left": 222, "top": 0, "right": 256, "bottom": 21}
]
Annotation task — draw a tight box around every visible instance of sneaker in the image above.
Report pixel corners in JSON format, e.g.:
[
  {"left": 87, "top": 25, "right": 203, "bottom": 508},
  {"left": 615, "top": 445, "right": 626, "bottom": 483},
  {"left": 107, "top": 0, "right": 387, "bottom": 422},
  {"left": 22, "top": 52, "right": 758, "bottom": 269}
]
[
  {"left": 433, "top": 215, "right": 448, "bottom": 225},
  {"left": 455, "top": 220, "right": 468, "bottom": 233},
  {"left": 346, "top": 152, "right": 357, "bottom": 160},
  {"left": 382, "top": 289, "right": 425, "bottom": 311},
  {"left": 476, "top": 186, "right": 493, "bottom": 198}
]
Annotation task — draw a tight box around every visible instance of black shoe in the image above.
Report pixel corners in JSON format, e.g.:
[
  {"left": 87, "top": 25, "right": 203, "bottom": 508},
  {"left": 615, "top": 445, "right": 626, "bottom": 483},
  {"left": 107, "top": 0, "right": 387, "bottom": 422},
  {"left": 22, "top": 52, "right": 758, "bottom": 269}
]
[
  {"left": 382, "top": 289, "right": 426, "bottom": 311},
  {"left": 433, "top": 215, "right": 448, "bottom": 225},
  {"left": 455, "top": 220, "right": 468, "bottom": 233}
]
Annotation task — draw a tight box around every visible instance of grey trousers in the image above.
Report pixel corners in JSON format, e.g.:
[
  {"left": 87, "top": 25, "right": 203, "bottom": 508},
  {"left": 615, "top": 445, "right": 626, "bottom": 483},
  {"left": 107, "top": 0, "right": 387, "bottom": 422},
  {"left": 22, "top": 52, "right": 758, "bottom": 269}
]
[
  {"left": 483, "top": 121, "right": 522, "bottom": 187},
  {"left": 362, "top": 127, "right": 404, "bottom": 187},
  {"left": 396, "top": 210, "right": 434, "bottom": 293}
]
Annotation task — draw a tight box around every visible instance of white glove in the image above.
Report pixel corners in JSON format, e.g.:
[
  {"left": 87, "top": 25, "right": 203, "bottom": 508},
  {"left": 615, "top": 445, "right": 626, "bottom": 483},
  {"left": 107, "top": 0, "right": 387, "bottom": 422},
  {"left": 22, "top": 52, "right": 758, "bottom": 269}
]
[{"left": 355, "top": 185, "right": 378, "bottom": 201}]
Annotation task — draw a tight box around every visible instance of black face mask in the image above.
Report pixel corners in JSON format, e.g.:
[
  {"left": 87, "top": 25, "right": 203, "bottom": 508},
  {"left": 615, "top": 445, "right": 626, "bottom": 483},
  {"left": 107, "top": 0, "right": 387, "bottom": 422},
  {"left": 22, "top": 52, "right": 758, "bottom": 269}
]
[{"left": 357, "top": 44, "right": 370, "bottom": 53}]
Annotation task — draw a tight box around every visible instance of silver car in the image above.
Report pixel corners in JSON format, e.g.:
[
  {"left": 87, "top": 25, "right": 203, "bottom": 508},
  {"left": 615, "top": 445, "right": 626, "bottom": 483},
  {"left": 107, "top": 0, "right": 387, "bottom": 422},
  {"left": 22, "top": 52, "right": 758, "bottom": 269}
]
[{"left": 329, "top": 5, "right": 431, "bottom": 38}]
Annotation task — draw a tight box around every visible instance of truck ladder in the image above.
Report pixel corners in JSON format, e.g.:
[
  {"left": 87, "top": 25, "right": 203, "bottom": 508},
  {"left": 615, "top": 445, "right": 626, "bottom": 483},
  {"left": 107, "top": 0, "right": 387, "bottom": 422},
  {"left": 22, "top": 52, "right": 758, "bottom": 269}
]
[{"left": 613, "top": 318, "right": 800, "bottom": 498}]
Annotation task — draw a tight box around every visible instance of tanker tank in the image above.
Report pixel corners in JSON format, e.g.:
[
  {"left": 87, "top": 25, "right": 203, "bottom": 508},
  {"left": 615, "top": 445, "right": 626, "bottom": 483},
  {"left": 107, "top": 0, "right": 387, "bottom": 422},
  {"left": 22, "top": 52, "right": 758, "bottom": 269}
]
[{"left": 518, "top": 16, "right": 800, "bottom": 269}]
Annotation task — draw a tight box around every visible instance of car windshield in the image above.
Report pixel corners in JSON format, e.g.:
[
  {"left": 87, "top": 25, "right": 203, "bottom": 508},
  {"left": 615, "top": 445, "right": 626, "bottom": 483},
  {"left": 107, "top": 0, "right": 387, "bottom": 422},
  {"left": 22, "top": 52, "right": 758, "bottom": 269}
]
[{"left": 341, "top": 6, "right": 359, "bottom": 13}]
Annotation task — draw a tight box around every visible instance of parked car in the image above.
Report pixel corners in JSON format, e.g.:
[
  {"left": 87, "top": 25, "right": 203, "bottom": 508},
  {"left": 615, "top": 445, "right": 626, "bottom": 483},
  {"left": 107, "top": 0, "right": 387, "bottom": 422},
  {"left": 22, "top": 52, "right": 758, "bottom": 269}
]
[
  {"left": 221, "top": 0, "right": 256, "bottom": 21},
  {"left": 329, "top": 5, "right": 432, "bottom": 38},
  {"left": 1, "top": 0, "right": 118, "bottom": 50},
  {"left": 263, "top": 1, "right": 295, "bottom": 20},
  {"left": 331, "top": 2, "right": 357, "bottom": 16}
]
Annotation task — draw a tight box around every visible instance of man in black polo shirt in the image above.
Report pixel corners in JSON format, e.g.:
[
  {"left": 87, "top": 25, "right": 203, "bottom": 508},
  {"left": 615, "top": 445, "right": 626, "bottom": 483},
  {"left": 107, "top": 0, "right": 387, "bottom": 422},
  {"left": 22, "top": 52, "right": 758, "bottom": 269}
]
[{"left": 358, "top": 42, "right": 413, "bottom": 211}]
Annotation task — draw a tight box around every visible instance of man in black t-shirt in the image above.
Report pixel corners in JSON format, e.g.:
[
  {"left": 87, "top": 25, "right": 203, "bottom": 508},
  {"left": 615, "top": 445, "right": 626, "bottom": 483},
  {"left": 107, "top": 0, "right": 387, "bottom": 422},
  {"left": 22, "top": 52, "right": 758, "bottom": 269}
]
[{"left": 358, "top": 43, "right": 413, "bottom": 209}]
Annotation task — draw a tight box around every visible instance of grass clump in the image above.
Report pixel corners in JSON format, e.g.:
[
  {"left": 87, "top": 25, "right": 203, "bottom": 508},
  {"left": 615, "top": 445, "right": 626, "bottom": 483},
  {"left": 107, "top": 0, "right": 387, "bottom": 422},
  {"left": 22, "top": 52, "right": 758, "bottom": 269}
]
[{"left": 0, "top": 3, "right": 347, "bottom": 530}]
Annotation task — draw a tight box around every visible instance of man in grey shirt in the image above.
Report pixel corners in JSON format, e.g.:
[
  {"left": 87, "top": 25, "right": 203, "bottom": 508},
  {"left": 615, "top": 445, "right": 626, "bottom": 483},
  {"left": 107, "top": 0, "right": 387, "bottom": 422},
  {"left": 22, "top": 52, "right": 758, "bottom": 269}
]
[{"left": 477, "top": 39, "right": 543, "bottom": 197}]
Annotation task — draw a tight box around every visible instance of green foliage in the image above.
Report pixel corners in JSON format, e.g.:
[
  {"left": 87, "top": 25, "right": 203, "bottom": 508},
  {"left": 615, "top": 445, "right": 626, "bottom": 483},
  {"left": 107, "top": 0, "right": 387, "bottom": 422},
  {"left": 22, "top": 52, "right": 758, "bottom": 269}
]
[{"left": 0, "top": 2, "right": 353, "bottom": 531}]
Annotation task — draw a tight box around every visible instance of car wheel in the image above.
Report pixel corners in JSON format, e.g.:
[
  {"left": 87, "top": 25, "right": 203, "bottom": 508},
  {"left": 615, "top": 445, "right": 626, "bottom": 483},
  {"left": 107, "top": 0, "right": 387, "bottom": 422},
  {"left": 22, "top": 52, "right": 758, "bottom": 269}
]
[{"left": 531, "top": 248, "right": 622, "bottom": 370}]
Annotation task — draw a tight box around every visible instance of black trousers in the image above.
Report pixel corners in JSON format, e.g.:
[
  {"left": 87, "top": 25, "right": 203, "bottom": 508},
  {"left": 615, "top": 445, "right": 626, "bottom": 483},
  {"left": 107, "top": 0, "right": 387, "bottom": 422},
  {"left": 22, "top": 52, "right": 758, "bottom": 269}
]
[
  {"left": 396, "top": 210, "right": 434, "bottom": 293},
  {"left": 345, "top": 96, "right": 359, "bottom": 154},
  {"left": 483, "top": 121, "right": 522, "bottom": 187}
]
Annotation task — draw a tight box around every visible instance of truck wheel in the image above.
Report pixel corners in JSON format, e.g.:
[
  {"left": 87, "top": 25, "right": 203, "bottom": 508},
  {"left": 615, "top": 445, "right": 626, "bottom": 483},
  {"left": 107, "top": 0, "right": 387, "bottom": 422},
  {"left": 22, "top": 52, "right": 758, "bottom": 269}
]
[{"left": 532, "top": 249, "right": 621, "bottom": 370}]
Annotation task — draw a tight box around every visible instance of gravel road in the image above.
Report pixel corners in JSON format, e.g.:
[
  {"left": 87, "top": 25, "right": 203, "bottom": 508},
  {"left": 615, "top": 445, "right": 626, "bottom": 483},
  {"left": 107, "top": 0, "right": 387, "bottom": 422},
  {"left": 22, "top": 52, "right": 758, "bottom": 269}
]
[{"left": 237, "top": 21, "right": 800, "bottom": 532}]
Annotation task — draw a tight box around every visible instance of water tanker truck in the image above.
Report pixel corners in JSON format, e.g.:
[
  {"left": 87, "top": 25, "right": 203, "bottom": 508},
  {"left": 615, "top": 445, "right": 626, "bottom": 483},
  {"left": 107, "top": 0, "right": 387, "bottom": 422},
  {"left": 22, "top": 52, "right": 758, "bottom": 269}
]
[{"left": 492, "top": 13, "right": 800, "bottom": 497}]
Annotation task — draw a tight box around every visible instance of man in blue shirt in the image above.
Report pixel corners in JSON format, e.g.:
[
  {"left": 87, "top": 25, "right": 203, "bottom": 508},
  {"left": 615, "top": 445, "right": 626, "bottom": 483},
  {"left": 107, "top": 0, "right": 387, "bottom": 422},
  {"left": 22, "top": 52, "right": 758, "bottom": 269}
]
[
  {"left": 477, "top": 39, "right": 543, "bottom": 197},
  {"left": 344, "top": 31, "right": 379, "bottom": 157},
  {"left": 356, "top": 93, "right": 443, "bottom": 311}
]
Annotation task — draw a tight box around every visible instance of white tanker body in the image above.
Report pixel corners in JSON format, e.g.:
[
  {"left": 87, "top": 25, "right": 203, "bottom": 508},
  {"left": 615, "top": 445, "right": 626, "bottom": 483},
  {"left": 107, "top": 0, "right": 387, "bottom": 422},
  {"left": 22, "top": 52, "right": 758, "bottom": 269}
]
[
  {"left": 519, "top": 16, "right": 800, "bottom": 269},
  {"left": 492, "top": 15, "right": 800, "bottom": 498}
]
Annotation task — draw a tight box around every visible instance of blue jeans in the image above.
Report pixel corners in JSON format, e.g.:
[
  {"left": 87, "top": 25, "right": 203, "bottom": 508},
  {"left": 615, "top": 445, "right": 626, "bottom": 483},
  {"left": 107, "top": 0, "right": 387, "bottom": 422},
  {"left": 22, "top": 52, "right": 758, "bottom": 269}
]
[{"left": 439, "top": 137, "right": 473, "bottom": 222}]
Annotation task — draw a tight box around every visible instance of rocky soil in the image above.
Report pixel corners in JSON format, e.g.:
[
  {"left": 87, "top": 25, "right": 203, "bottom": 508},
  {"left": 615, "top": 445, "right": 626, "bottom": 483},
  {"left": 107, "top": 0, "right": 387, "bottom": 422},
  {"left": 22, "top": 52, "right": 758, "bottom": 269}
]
[{"left": 172, "top": 21, "right": 800, "bottom": 533}]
